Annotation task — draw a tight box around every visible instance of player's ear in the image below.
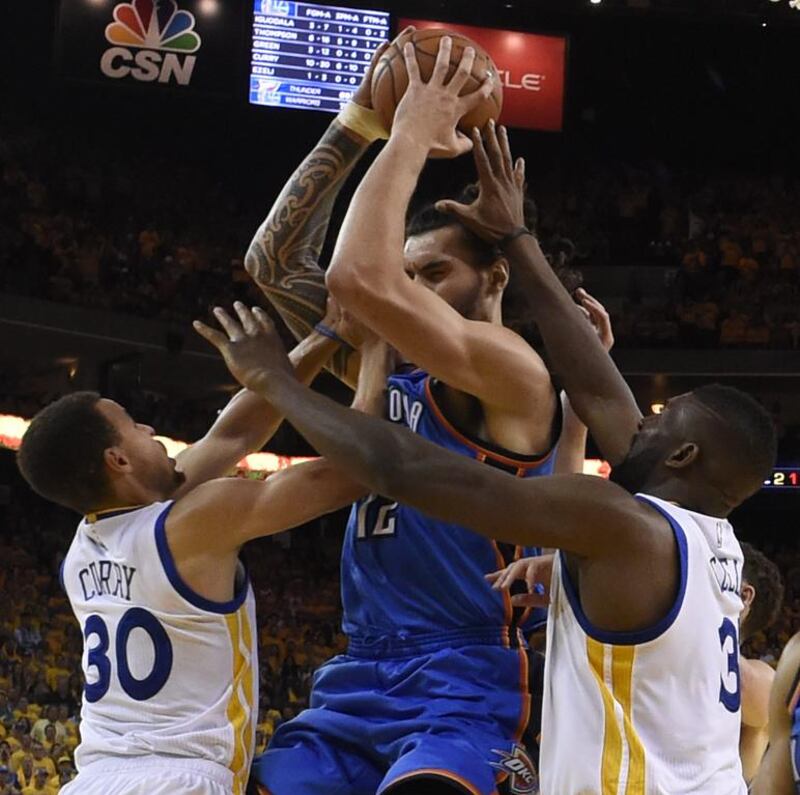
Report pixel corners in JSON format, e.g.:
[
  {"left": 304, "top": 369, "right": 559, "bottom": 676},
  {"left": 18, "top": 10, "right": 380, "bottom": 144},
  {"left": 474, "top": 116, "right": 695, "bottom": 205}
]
[
  {"left": 488, "top": 257, "right": 509, "bottom": 293},
  {"left": 104, "top": 446, "right": 132, "bottom": 474},
  {"left": 741, "top": 582, "right": 756, "bottom": 612},
  {"left": 664, "top": 442, "right": 699, "bottom": 470}
]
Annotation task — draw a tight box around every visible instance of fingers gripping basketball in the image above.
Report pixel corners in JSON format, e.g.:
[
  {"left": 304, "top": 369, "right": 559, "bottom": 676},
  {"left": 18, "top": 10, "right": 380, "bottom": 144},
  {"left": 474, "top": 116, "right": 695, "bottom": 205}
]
[{"left": 371, "top": 29, "right": 503, "bottom": 134}]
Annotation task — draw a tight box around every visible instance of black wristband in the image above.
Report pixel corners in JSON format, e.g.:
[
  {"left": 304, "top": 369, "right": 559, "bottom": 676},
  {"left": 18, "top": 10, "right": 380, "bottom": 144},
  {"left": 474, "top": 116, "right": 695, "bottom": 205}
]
[{"left": 498, "top": 227, "right": 533, "bottom": 249}]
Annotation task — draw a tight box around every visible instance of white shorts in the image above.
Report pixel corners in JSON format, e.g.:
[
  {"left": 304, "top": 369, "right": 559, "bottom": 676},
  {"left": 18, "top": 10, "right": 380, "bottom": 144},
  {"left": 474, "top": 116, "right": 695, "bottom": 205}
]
[{"left": 60, "top": 756, "right": 235, "bottom": 795}]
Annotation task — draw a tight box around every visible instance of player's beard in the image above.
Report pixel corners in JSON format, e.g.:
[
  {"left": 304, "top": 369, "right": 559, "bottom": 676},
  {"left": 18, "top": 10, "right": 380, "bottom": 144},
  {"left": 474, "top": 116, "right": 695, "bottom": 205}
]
[
  {"left": 451, "top": 281, "right": 484, "bottom": 321},
  {"left": 609, "top": 442, "right": 665, "bottom": 495}
]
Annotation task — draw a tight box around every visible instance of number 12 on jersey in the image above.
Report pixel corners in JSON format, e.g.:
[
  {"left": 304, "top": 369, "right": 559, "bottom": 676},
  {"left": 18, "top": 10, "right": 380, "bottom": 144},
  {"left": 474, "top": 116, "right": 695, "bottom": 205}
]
[{"left": 356, "top": 494, "right": 399, "bottom": 540}]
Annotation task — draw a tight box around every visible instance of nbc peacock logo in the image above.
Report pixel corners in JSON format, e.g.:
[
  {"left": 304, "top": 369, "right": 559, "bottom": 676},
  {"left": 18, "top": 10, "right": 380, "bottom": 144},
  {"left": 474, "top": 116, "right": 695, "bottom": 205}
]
[{"left": 100, "top": 0, "right": 202, "bottom": 86}]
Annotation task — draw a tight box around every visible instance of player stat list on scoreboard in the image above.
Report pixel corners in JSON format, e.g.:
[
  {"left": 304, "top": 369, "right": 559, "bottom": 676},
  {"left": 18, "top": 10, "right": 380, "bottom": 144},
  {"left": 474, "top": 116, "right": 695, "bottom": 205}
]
[{"left": 249, "top": 1, "right": 391, "bottom": 113}]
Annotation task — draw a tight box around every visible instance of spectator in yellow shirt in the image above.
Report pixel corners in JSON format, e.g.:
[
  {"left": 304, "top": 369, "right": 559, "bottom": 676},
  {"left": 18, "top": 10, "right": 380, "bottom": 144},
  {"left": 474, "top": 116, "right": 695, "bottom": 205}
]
[
  {"left": 28, "top": 744, "right": 54, "bottom": 780},
  {"left": 12, "top": 700, "right": 37, "bottom": 724},
  {"left": 21, "top": 766, "right": 55, "bottom": 795},
  {"left": 9, "top": 733, "right": 32, "bottom": 770},
  {"left": 55, "top": 755, "right": 75, "bottom": 786},
  {"left": 15, "top": 755, "right": 34, "bottom": 790},
  {"left": 6, "top": 720, "right": 33, "bottom": 769},
  {"left": 45, "top": 657, "right": 70, "bottom": 692}
]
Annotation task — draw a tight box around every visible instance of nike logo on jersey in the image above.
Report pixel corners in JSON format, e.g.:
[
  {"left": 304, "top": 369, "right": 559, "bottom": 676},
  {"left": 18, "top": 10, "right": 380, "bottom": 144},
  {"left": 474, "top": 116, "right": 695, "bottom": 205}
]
[
  {"left": 78, "top": 561, "right": 137, "bottom": 602},
  {"left": 708, "top": 555, "right": 742, "bottom": 596}
]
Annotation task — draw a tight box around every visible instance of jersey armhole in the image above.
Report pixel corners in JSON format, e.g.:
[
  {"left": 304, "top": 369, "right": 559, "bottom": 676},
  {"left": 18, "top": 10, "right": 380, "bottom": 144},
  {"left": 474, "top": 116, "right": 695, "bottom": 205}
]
[
  {"left": 558, "top": 498, "right": 689, "bottom": 646},
  {"left": 154, "top": 501, "right": 250, "bottom": 615}
]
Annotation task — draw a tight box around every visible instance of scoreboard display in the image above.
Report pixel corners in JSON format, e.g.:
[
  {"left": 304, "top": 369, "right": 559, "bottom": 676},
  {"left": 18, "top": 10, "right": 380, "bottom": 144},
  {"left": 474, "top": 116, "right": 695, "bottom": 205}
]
[
  {"left": 763, "top": 468, "right": 800, "bottom": 490},
  {"left": 249, "top": 0, "right": 390, "bottom": 114}
]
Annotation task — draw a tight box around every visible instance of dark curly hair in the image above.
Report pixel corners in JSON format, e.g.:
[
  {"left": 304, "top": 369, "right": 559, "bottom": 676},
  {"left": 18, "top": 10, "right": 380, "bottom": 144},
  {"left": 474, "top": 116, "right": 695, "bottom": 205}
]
[
  {"left": 740, "top": 542, "right": 784, "bottom": 641},
  {"left": 406, "top": 184, "right": 583, "bottom": 341},
  {"left": 17, "top": 391, "right": 118, "bottom": 514}
]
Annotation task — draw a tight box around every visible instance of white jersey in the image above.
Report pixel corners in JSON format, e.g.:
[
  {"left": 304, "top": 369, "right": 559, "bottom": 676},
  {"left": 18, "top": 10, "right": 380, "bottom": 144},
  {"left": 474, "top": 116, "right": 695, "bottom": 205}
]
[
  {"left": 61, "top": 501, "right": 258, "bottom": 795},
  {"left": 541, "top": 494, "right": 747, "bottom": 795}
]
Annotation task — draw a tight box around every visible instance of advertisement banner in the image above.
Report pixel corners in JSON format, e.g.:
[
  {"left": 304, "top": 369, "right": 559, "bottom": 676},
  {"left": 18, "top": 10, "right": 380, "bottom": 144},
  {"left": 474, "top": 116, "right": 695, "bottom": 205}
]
[
  {"left": 399, "top": 17, "right": 567, "bottom": 132},
  {"left": 57, "top": 0, "right": 242, "bottom": 94}
]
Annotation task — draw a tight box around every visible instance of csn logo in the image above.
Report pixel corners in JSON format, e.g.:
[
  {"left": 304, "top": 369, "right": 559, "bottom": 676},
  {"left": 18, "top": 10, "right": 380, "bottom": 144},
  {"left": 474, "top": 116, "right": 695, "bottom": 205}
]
[{"left": 101, "top": 0, "right": 202, "bottom": 86}]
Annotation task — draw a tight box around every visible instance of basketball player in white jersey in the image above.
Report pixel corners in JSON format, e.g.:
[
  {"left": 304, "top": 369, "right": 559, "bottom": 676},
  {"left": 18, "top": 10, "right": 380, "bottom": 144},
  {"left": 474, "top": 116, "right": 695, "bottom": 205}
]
[
  {"left": 16, "top": 307, "right": 366, "bottom": 795},
  {"left": 193, "top": 73, "right": 777, "bottom": 792},
  {"left": 751, "top": 633, "right": 800, "bottom": 794}
]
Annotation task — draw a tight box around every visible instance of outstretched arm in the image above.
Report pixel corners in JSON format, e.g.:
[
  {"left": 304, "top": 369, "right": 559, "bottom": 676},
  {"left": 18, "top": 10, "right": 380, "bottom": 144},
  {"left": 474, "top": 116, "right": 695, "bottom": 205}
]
[
  {"left": 438, "top": 125, "right": 642, "bottom": 465},
  {"left": 194, "top": 306, "right": 657, "bottom": 560},
  {"left": 554, "top": 291, "right": 615, "bottom": 474},
  {"left": 244, "top": 39, "right": 395, "bottom": 386},
  {"left": 172, "top": 305, "right": 341, "bottom": 497}
]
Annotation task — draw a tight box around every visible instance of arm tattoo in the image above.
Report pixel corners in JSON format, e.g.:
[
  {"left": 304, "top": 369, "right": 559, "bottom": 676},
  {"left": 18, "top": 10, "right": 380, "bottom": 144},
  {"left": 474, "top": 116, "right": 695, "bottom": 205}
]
[{"left": 245, "top": 121, "right": 368, "bottom": 377}]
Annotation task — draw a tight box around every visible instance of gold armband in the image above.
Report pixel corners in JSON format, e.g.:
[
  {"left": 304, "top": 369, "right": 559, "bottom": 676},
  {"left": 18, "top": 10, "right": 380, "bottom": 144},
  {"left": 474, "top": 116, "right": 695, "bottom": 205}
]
[{"left": 337, "top": 102, "right": 389, "bottom": 143}]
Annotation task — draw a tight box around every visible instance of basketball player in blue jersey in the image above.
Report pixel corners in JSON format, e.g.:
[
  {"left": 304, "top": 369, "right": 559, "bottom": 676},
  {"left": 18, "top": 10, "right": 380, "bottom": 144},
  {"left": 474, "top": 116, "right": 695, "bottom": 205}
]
[
  {"left": 246, "top": 34, "right": 573, "bottom": 795},
  {"left": 15, "top": 309, "right": 372, "bottom": 795},
  {"left": 752, "top": 633, "right": 800, "bottom": 794},
  {"left": 200, "top": 39, "right": 777, "bottom": 794}
]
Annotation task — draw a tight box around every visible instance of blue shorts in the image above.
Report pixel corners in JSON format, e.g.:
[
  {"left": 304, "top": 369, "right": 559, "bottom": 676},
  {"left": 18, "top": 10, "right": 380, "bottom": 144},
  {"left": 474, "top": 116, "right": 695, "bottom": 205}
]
[{"left": 251, "top": 644, "right": 539, "bottom": 795}]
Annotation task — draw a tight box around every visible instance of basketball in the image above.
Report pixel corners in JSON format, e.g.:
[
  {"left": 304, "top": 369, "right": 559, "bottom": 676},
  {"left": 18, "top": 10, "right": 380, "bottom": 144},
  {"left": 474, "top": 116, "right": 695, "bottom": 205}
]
[{"left": 370, "top": 28, "right": 503, "bottom": 135}]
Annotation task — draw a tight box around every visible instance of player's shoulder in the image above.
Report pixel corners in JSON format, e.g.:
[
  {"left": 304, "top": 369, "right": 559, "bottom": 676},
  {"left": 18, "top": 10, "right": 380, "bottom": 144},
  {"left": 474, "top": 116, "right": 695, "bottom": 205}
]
[
  {"left": 742, "top": 656, "right": 777, "bottom": 682},
  {"left": 167, "top": 477, "right": 247, "bottom": 526},
  {"left": 777, "top": 633, "right": 800, "bottom": 674},
  {"left": 741, "top": 656, "right": 776, "bottom": 705}
]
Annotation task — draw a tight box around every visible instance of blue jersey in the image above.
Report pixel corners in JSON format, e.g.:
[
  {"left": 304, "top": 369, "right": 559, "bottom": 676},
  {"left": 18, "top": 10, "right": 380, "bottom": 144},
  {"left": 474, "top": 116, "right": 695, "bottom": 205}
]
[{"left": 341, "top": 367, "right": 559, "bottom": 656}]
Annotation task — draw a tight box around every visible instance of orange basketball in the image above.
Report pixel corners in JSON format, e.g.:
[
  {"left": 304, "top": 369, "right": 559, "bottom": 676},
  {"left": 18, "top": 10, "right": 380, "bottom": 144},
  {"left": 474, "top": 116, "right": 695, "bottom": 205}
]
[{"left": 371, "top": 28, "right": 503, "bottom": 135}]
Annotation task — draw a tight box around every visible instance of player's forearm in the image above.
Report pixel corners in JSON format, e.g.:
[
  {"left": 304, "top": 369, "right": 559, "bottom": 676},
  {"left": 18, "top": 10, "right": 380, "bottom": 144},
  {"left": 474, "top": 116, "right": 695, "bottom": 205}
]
[
  {"left": 250, "top": 372, "right": 623, "bottom": 556},
  {"left": 350, "top": 339, "right": 392, "bottom": 417},
  {"left": 505, "top": 234, "right": 641, "bottom": 463},
  {"left": 178, "top": 332, "right": 341, "bottom": 492},
  {"left": 247, "top": 331, "right": 341, "bottom": 449},
  {"left": 328, "top": 133, "right": 428, "bottom": 295},
  {"left": 245, "top": 119, "right": 370, "bottom": 344},
  {"left": 554, "top": 393, "right": 589, "bottom": 475}
]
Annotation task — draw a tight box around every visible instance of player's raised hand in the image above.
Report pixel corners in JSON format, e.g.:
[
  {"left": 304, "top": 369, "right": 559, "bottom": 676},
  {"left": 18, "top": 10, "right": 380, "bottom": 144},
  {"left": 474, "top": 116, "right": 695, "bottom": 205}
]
[
  {"left": 576, "top": 288, "right": 614, "bottom": 352},
  {"left": 194, "top": 302, "right": 293, "bottom": 392},
  {"left": 485, "top": 553, "right": 554, "bottom": 608},
  {"left": 392, "top": 36, "right": 493, "bottom": 159},
  {"left": 436, "top": 122, "right": 526, "bottom": 243}
]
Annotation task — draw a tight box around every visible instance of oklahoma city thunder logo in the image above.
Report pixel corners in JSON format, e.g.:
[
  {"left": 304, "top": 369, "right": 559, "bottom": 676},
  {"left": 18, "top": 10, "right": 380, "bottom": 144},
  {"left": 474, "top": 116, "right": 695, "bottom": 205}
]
[
  {"left": 100, "top": 0, "right": 201, "bottom": 85},
  {"left": 490, "top": 744, "right": 539, "bottom": 794},
  {"left": 106, "top": 0, "right": 201, "bottom": 53}
]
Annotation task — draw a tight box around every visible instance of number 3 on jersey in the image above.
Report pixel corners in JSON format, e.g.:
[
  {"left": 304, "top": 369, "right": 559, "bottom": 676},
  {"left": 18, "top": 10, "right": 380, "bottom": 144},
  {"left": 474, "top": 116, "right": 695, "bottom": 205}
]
[
  {"left": 356, "top": 494, "right": 399, "bottom": 539},
  {"left": 84, "top": 608, "right": 173, "bottom": 702},
  {"left": 718, "top": 617, "right": 741, "bottom": 712}
]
